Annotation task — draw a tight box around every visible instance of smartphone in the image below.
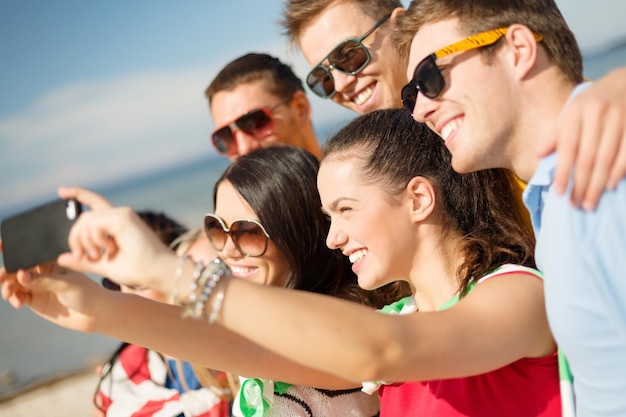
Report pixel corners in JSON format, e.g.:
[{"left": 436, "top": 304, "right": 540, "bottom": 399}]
[{"left": 1, "top": 198, "right": 82, "bottom": 272}]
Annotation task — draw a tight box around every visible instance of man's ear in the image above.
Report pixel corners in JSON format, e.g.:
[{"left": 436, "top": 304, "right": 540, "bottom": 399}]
[
  {"left": 290, "top": 90, "right": 312, "bottom": 125},
  {"left": 406, "top": 176, "right": 436, "bottom": 223},
  {"left": 389, "top": 6, "right": 406, "bottom": 27},
  {"left": 504, "top": 24, "right": 541, "bottom": 80}
]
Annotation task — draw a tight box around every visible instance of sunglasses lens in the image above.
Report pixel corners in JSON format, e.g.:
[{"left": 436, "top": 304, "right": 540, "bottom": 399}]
[
  {"left": 210, "top": 110, "right": 274, "bottom": 155},
  {"left": 102, "top": 277, "right": 121, "bottom": 292},
  {"left": 307, "top": 66, "right": 334, "bottom": 98},
  {"left": 230, "top": 220, "right": 268, "bottom": 257},
  {"left": 237, "top": 109, "right": 273, "bottom": 139},
  {"left": 211, "top": 126, "right": 233, "bottom": 155},
  {"left": 401, "top": 56, "right": 446, "bottom": 112},
  {"left": 401, "top": 82, "right": 417, "bottom": 112},
  {"left": 204, "top": 216, "right": 227, "bottom": 251},
  {"left": 328, "top": 40, "right": 369, "bottom": 73},
  {"left": 306, "top": 40, "right": 369, "bottom": 99},
  {"left": 416, "top": 56, "right": 445, "bottom": 99}
]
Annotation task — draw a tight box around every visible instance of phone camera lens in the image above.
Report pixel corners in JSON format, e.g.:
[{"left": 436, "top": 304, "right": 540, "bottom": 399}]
[{"left": 66, "top": 200, "right": 78, "bottom": 220}]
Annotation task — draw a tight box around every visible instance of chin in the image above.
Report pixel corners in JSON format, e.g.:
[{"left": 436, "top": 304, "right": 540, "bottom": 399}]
[
  {"left": 450, "top": 156, "right": 475, "bottom": 174},
  {"left": 344, "top": 102, "right": 361, "bottom": 114},
  {"left": 356, "top": 275, "right": 379, "bottom": 292}
]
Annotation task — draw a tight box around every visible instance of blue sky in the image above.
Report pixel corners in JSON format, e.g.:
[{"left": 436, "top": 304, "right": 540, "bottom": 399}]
[{"left": 1, "top": 0, "right": 626, "bottom": 217}]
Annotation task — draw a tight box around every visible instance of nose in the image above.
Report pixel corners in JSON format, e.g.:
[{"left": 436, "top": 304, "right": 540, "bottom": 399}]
[
  {"left": 220, "top": 234, "right": 242, "bottom": 258},
  {"left": 229, "top": 129, "right": 259, "bottom": 160},
  {"left": 326, "top": 223, "right": 348, "bottom": 250},
  {"left": 331, "top": 69, "right": 357, "bottom": 95},
  {"left": 411, "top": 93, "right": 439, "bottom": 123}
]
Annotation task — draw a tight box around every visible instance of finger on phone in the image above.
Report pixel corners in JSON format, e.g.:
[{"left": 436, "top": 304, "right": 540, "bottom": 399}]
[{"left": 58, "top": 186, "right": 113, "bottom": 211}]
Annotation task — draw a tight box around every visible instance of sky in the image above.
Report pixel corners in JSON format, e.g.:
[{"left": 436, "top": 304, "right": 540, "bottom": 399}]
[{"left": 1, "top": 0, "right": 626, "bottom": 217}]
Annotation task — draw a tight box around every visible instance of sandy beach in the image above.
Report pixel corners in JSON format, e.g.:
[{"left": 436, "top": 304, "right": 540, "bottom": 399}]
[{"left": 0, "top": 369, "right": 99, "bottom": 417}]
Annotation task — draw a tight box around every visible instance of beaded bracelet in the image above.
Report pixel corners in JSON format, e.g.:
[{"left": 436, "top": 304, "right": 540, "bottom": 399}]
[
  {"left": 189, "top": 264, "right": 216, "bottom": 318},
  {"left": 188, "top": 262, "right": 207, "bottom": 301},
  {"left": 181, "top": 261, "right": 207, "bottom": 317},
  {"left": 184, "top": 257, "right": 231, "bottom": 319},
  {"left": 207, "top": 276, "right": 228, "bottom": 324}
]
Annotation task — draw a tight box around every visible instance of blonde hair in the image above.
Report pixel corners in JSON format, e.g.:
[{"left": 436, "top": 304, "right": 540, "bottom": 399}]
[
  {"left": 169, "top": 229, "right": 240, "bottom": 400},
  {"left": 394, "top": 0, "right": 583, "bottom": 84},
  {"left": 279, "top": 0, "right": 402, "bottom": 47}
]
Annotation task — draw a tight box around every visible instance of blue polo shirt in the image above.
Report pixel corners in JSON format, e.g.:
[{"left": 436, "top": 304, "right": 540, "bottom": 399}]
[{"left": 524, "top": 84, "right": 626, "bottom": 417}]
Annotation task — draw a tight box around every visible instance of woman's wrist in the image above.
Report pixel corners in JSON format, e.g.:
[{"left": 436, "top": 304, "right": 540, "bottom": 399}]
[
  {"left": 166, "top": 256, "right": 231, "bottom": 323},
  {"left": 147, "top": 250, "right": 181, "bottom": 294}
]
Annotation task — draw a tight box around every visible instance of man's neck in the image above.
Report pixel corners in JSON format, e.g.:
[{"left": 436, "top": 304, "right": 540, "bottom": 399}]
[
  {"left": 508, "top": 76, "right": 577, "bottom": 182},
  {"left": 302, "top": 128, "right": 322, "bottom": 160}
]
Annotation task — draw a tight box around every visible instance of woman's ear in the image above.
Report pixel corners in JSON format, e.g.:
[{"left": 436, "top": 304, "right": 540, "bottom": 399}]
[{"left": 406, "top": 176, "right": 436, "bottom": 223}]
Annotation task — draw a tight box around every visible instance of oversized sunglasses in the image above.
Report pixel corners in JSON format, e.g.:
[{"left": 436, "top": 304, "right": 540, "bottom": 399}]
[
  {"left": 204, "top": 214, "right": 270, "bottom": 257},
  {"left": 401, "top": 27, "right": 543, "bottom": 112},
  {"left": 306, "top": 14, "right": 391, "bottom": 99},
  {"left": 211, "top": 98, "right": 290, "bottom": 156}
]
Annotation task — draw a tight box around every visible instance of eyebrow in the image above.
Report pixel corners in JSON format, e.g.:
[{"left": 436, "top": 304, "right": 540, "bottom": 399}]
[{"left": 324, "top": 197, "right": 358, "bottom": 214}]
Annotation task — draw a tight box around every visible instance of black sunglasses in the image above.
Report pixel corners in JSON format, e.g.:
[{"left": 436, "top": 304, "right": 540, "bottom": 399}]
[
  {"left": 101, "top": 277, "right": 146, "bottom": 292},
  {"left": 306, "top": 14, "right": 391, "bottom": 99},
  {"left": 401, "top": 27, "right": 543, "bottom": 112},
  {"left": 211, "top": 97, "right": 290, "bottom": 156},
  {"left": 102, "top": 277, "right": 121, "bottom": 291},
  {"left": 204, "top": 214, "right": 270, "bottom": 257}
]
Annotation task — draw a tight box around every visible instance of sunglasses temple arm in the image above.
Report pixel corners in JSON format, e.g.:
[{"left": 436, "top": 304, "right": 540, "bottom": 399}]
[{"left": 358, "top": 14, "right": 390, "bottom": 42}]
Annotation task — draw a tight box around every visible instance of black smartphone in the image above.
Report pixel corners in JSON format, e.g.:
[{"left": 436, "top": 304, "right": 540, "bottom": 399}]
[{"left": 1, "top": 198, "right": 82, "bottom": 272}]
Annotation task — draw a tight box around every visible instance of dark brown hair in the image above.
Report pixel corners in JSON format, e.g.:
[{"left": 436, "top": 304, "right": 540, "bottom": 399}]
[
  {"left": 205, "top": 53, "right": 304, "bottom": 105},
  {"left": 215, "top": 145, "right": 408, "bottom": 306}
]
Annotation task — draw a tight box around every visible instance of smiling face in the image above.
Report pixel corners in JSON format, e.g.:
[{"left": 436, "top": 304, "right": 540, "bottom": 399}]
[
  {"left": 317, "top": 155, "right": 417, "bottom": 290},
  {"left": 407, "top": 19, "right": 516, "bottom": 174},
  {"left": 213, "top": 180, "right": 291, "bottom": 287},
  {"left": 186, "top": 233, "right": 218, "bottom": 264},
  {"left": 299, "top": 2, "right": 406, "bottom": 114},
  {"left": 210, "top": 80, "right": 305, "bottom": 161}
]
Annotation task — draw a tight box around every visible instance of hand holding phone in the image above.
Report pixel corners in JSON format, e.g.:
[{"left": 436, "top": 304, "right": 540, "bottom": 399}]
[{"left": 1, "top": 198, "right": 82, "bottom": 272}]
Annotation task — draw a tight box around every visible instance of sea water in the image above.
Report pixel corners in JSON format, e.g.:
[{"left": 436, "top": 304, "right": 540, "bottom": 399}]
[{"left": 0, "top": 155, "right": 230, "bottom": 400}]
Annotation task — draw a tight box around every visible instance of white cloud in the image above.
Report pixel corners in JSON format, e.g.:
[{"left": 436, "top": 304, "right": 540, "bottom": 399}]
[
  {"left": 2, "top": 2, "right": 624, "bottom": 217},
  {"left": 0, "top": 68, "right": 216, "bottom": 213},
  {"left": 0, "top": 40, "right": 355, "bottom": 216}
]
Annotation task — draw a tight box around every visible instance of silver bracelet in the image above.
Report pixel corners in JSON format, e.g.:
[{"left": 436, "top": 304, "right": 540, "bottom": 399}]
[
  {"left": 186, "top": 257, "right": 231, "bottom": 319},
  {"left": 207, "top": 277, "right": 228, "bottom": 325},
  {"left": 184, "top": 261, "right": 206, "bottom": 314}
]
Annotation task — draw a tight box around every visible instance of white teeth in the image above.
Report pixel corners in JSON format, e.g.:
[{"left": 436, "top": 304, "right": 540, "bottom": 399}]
[
  {"left": 348, "top": 249, "right": 368, "bottom": 264},
  {"left": 354, "top": 86, "right": 374, "bottom": 106},
  {"left": 441, "top": 119, "right": 462, "bottom": 141},
  {"left": 229, "top": 265, "right": 256, "bottom": 276}
]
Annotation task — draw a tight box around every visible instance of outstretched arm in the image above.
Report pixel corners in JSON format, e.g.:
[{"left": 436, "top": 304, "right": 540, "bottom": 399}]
[
  {"left": 212, "top": 271, "right": 554, "bottom": 384},
  {"left": 541, "top": 67, "right": 626, "bottom": 210},
  {"left": 9, "top": 186, "right": 553, "bottom": 387},
  {"left": 0, "top": 262, "right": 359, "bottom": 389},
  {"left": 0, "top": 186, "right": 360, "bottom": 389}
]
